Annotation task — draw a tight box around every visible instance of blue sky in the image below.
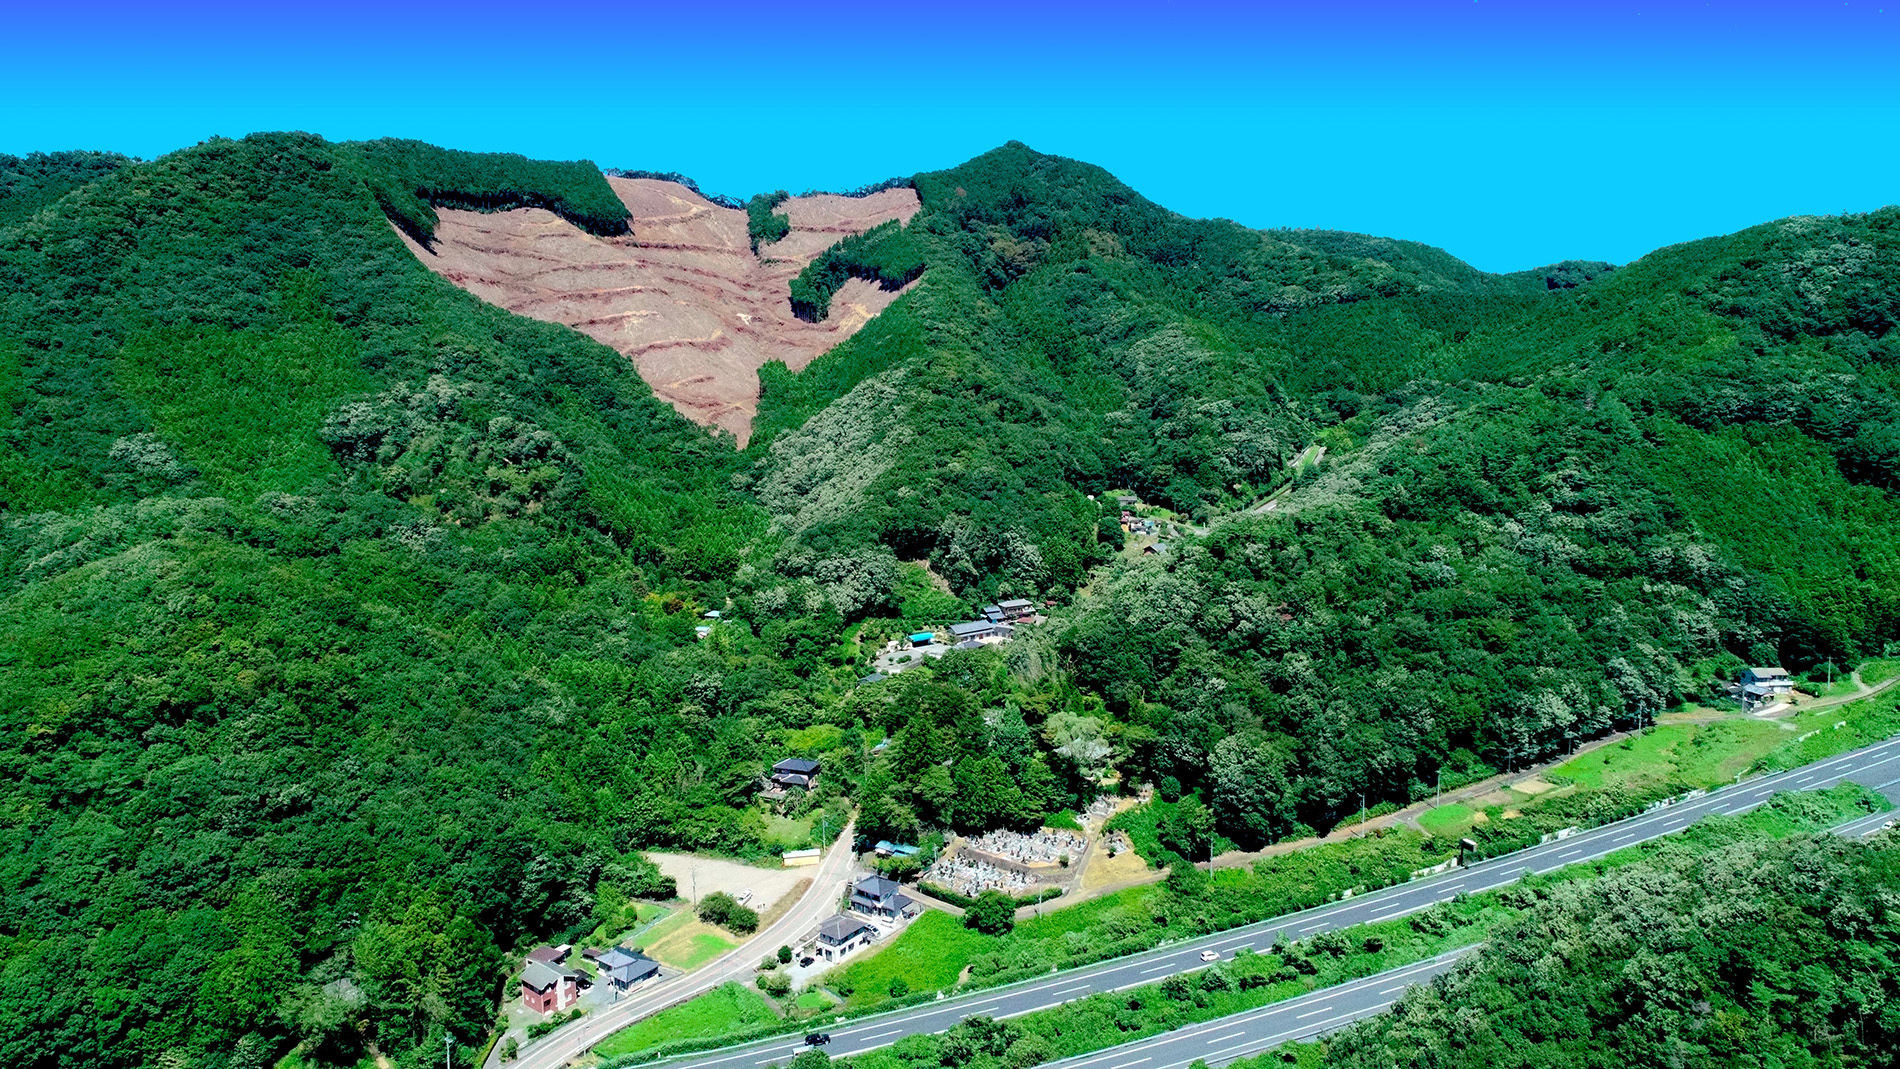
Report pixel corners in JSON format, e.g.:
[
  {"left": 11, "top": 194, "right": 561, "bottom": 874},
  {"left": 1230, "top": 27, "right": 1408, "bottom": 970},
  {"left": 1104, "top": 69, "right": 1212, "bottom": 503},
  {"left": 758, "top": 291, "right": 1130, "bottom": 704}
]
[{"left": 4, "top": 0, "right": 1895, "bottom": 271}]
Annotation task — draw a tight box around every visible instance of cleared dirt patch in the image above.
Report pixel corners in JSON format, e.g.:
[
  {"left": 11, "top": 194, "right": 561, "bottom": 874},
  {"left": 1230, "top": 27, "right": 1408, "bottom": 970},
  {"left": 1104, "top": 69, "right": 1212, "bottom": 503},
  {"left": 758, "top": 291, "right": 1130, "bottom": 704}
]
[
  {"left": 396, "top": 179, "right": 919, "bottom": 445},
  {"left": 1080, "top": 843, "right": 1151, "bottom": 892},
  {"left": 648, "top": 851, "right": 808, "bottom": 915}
]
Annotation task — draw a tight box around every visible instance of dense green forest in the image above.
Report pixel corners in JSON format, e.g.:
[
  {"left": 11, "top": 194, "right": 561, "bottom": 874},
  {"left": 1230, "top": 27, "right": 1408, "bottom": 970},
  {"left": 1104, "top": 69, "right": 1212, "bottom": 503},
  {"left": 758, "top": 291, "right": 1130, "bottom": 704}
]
[
  {"left": 1297, "top": 828, "right": 1900, "bottom": 1068},
  {"left": 0, "top": 135, "right": 782, "bottom": 1069},
  {"left": 750, "top": 142, "right": 1900, "bottom": 842},
  {"left": 3, "top": 134, "right": 1898, "bottom": 1069}
]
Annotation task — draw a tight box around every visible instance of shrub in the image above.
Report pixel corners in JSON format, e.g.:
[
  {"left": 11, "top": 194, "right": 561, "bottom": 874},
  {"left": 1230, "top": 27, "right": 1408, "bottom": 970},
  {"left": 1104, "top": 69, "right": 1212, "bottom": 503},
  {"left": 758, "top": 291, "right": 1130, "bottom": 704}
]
[
  {"left": 965, "top": 890, "right": 1017, "bottom": 935},
  {"left": 699, "top": 892, "right": 760, "bottom": 934},
  {"left": 778, "top": 945, "right": 794, "bottom": 964},
  {"left": 757, "top": 971, "right": 791, "bottom": 997}
]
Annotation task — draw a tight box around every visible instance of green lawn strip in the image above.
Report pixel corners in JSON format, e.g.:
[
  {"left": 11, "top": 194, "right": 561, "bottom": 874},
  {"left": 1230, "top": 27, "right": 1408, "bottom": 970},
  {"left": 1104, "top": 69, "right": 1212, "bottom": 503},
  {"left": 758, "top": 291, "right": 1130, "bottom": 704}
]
[
  {"left": 831, "top": 788, "right": 1885, "bottom": 1069},
  {"left": 592, "top": 983, "right": 780, "bottom": 1061}
]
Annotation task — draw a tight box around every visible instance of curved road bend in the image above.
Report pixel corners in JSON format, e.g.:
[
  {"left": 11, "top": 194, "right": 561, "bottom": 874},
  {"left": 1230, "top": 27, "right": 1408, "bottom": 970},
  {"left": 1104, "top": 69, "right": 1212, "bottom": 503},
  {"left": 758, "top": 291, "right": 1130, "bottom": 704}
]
[
  {"left": 653, "top": 735, "right": 1900, "bottom": 1069},
  {"left": 509, "top": 822, "right": 859, "bottom": 1069}
]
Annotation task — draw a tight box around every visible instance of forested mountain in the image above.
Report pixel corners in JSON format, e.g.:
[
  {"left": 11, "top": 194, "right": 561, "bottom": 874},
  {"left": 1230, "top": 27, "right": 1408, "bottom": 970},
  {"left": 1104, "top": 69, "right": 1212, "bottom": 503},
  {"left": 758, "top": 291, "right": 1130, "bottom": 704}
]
[
  {"left": 1, "top": 133, "right": 1896, "bottom": 1069},
  {"left": 0, "top": 134, "right": 777, "bottom": 1069},
  {"left": 751, "top": 142, "right": 1900, "bottom": 843}
]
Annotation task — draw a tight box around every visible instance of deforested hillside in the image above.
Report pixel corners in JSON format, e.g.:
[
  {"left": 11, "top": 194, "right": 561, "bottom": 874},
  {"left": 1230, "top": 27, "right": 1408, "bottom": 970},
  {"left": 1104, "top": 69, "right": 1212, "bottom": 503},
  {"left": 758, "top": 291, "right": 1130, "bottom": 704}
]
[
  {"left": 395, "top": 173, "right": 920, "bottom": 444},
  {"left": 0, "top": 133, "right": 786, "bottom": 1069}
]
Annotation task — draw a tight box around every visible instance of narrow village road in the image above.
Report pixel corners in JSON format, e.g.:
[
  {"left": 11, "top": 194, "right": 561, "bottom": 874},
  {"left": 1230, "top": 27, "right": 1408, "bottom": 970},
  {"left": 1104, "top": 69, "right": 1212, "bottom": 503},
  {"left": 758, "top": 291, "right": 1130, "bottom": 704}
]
[{"left": 504, "top": 822, "right": 858, "bottom": 1069}]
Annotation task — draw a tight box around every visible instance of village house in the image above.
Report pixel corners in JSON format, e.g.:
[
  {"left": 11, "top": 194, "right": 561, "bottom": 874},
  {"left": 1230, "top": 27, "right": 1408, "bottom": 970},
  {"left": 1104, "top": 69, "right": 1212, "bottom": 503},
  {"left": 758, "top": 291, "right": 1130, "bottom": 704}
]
[
  {"left": 595, "top": 947, "right": 660, "bottom": 991},
  {"left": 525, "top": 944, "right": 569, "bottom": 966},
  {"left": 772, "top": 758, "right": 820, "bottom": 790},
  {"left": 813, "top": 914, "right": 875, "bottom": 961},
  {"left": 849, "top": 875, "right": 921, "bottom": 921},
  {"left": 519, "top": 959, "right": 581, "bottom": 1014},
  {"left": 1741, "top": 666, "right": 1795, "bottom": 705}
]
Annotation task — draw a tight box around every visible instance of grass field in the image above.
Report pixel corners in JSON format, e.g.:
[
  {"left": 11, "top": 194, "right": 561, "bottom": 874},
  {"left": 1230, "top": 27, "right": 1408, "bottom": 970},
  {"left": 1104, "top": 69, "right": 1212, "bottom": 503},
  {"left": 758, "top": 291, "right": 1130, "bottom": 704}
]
[
  {"left": 1555, "top": 719, "right": 1784, "bottom": 794},
  {"left": 764, "top": 814, "right": 814, "bottom": 848},
  {"left": 591, "top": 982, "right": 779, "bottom": 1060},
  {"left": 821, "top": 911, "right": 993, "bottom": 1008},
  {"left": 640, "top": 911, "right": 739, "bottom": 971},
  {"left": 1417, "top": 803, "right": 1473, "bottom": 839}
]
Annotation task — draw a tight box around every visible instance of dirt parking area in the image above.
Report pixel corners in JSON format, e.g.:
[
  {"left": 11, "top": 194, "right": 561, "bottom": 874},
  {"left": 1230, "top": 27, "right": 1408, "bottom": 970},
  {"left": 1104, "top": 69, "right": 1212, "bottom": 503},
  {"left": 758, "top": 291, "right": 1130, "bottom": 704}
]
[{"left": 648, "top": 851, "right": 809, "bottom": 913}]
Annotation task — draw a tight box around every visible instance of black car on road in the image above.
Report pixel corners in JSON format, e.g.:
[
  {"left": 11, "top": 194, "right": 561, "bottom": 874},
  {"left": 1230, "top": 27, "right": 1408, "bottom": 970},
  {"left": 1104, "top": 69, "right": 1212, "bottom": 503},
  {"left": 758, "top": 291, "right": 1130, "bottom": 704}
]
[{"left": 805, "top": 1034, "right": 831, "bottom": 1047}]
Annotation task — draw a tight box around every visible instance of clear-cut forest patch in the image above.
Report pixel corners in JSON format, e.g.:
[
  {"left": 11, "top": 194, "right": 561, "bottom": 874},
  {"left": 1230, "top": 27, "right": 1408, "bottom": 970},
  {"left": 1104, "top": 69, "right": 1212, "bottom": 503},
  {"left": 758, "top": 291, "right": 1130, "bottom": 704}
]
[{"left": 397, "top": 179, "right": 920, "bottom": 445}]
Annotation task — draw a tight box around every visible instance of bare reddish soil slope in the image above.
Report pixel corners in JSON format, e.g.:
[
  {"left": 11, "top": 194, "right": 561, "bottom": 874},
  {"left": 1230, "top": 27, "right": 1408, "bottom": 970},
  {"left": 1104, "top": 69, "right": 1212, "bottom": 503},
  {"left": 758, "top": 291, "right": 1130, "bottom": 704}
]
[{"left": 396, "top": 178, "right": 920, "bottom": 445}]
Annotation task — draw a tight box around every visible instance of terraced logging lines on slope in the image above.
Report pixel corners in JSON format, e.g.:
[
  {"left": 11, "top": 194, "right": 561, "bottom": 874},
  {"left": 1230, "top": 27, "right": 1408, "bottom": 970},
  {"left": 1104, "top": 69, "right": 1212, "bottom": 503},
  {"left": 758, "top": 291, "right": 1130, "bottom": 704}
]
[{"left": 398, "top": 177, "right": 921, "bottom": 444}]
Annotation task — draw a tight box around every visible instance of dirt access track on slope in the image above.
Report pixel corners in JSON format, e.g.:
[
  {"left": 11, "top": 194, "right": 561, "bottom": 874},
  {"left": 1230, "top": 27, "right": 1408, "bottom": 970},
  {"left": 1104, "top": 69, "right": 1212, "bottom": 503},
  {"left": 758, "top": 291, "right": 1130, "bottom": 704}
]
[{"left": 396, "top": 179, "right": 920, "bottom": 445}]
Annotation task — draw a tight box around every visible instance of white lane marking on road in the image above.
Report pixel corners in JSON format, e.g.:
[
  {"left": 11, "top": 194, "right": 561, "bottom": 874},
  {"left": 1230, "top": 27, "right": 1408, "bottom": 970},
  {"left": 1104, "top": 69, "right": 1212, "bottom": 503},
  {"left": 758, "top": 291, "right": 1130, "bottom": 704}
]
[
  {"left": 861, "top": 1029, "right": 903, "bottom": 1040},
  {"left": 1053, "top": 983, "right": 1093, "bottom": 995},
  {"left": 1378, "top": 983, "right": 1415, "bottom": 994},
  {"left": 1206, "top": 1032, "right": 1246, "bottom": 1045},
  {"left": 1610, "top": 833, "right": 1633, "bottom": 842},
  {"left": 1556, "top": 848, "right": 1582, "bottom": 858},
  {"left": 1294, "top": 1005, "right": 1335, "bottom": 1019},
  {"left": 1107, "top": 1059, "right": 1152, "bottom": 1069},
  {"left": 1139, "top": 962, "right": 1175, "bottom": 975},
  {"left": 1368, "top": 903, "right": 1414, "bottom": 920},
  {"left": 1298, "top": 924, "right": 1325, "bottom": 933}
]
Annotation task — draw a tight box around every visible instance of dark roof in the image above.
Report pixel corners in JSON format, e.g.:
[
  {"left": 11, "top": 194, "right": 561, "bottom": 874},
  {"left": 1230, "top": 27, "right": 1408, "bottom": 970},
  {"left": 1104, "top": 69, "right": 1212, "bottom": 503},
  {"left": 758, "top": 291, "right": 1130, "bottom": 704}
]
[
  {"left": 818, "top": 914, "right": 871, "bottom": 943},
  {"left": 527, "top": 945, "right": 564, "bottom": 964},
  {"left": 890, "top": 892, "right": 916, "bottom": 911},
  {"left": 949, "top": 621, "right": 994, "bottom": 637},
  {"left": 608, "top": 957, "right": 659, "bottom": 982},
  {"left": 520, "top": 960, "right": 575, "bottom": 990},
  {"left": 999, "top": 598, "right": 1033, "bottom": 609},
  {"left": 597, "top": 947, "right": 640, "bottom": 969},
  {"left": 855, "top": 875, "right": 903, "bottom": 899},
  {"left": 1746, "top": 666, "right": 1790, "bottom": 678},
  {"left": 774, "top": 758, "right": 820, "bottom": 774}
]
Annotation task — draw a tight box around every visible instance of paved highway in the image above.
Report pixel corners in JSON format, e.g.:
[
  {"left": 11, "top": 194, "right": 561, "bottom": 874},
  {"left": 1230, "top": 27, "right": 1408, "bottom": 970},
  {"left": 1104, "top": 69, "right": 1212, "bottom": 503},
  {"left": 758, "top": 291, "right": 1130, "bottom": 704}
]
[
  {"left": 1037, "top": 949, "right": 1476, "bottom": 1069},
  {"left": 646, "top": 734, "right": 1900, "bottom": 1069},
  {"left": 507, "top": 823, "right": 860, "bottom": 1069},
  {"left": 1029, "top": 796, "right": 1900, "bottom": 1069}
]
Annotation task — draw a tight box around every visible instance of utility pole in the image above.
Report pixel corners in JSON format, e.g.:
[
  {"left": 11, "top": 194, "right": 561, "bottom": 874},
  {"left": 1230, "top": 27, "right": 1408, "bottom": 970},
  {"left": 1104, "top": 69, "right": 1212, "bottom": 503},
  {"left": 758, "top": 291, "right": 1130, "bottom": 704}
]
[{"left": 444, "top": 1033, "right": 451, "bottom": 1069}]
